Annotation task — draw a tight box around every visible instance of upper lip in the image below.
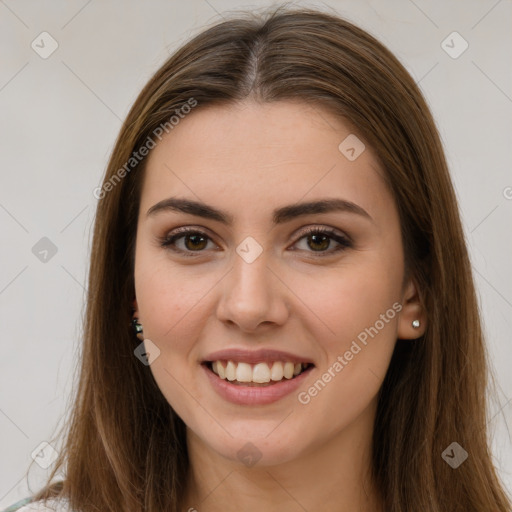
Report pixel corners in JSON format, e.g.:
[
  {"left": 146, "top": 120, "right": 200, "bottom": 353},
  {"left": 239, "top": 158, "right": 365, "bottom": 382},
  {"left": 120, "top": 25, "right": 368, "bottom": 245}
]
[{"left": 202, "top": 348, "right": 315, "bottom": 366}]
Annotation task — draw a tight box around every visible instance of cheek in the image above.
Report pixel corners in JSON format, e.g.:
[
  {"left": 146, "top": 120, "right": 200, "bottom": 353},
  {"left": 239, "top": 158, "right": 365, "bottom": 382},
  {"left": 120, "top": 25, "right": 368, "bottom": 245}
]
[
  {"left": 294, "top": 255, "right": 402, "bottom": 346},
  {"left": 134, "top": 247, "right": 231, "bottom": 383},
  {"left": 135, "top": 261, "right": 206, "bottom": 345},
  {"left": 291, "top": 252, "right": 402, "bottom": 403},
  {"left": 291, "top": 274, "right": 400, "bottom": 439},
  {"left": 134, "top": 256, "right": 211, "bottom": 424}
]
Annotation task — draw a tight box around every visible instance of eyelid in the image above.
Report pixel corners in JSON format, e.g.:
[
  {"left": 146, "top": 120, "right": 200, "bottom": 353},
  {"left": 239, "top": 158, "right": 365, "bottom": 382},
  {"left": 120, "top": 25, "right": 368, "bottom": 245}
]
[
  {"left": 158, "top": 225, "right": 219, "bottom": 256},
  {"left": 293, "top": 225, "right": 352, "bottom": 244},
  {"left": 158, "top": 224, "right": 352, "bottom": 256}
]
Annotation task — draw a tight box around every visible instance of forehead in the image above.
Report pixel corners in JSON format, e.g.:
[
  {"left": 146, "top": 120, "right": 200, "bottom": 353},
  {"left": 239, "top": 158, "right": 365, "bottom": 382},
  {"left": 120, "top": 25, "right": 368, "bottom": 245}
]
[{"left": 140, "top": 100, "right": 393, "bottom": 223}]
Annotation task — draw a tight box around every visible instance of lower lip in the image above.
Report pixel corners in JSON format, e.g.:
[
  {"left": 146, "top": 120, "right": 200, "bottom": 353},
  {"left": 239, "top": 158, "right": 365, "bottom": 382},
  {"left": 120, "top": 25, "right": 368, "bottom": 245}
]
[{"left": 202, "top": 364, "right": 314, "bottom": 405}]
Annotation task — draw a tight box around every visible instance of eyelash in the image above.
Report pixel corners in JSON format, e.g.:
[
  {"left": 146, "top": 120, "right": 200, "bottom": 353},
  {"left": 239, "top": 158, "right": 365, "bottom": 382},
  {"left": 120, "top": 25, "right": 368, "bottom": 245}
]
[{"left": 158, "top": 226, "right": 352, "bottom": 258}]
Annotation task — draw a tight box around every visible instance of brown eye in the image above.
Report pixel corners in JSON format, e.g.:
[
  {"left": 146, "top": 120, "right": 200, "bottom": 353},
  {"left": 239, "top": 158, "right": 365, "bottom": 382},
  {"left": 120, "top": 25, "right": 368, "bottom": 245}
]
[
  {"left": 182, "top": 233, "right": 208, "bottom": 251},
  {"left": 293, "top": 227, "right": 352, "bottom": 256},
  {"left": 159, "top": 226, "right": 351, "bottom": 258},
  {"left": 160, "top": 228, "right": 215, "bottom": 256},
  {"left": 306, "top": 232, "right": 330, "bottom": 251}
]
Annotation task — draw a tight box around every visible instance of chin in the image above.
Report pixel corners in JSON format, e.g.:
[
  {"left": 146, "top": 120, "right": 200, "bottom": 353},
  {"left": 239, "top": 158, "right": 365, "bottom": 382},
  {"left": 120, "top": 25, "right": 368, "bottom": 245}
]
[{"left": 193, "top": 422, "right": 313, "bottom": 468}]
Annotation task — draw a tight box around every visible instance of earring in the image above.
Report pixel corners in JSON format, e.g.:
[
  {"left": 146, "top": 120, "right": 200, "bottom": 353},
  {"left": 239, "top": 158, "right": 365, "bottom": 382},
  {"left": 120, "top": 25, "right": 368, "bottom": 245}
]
[
  {"left": 131, "top": 317, "right": 144, "bottom": 341},
  {"left": 412, "top": 319, "right": 420, "bottom": 329}
]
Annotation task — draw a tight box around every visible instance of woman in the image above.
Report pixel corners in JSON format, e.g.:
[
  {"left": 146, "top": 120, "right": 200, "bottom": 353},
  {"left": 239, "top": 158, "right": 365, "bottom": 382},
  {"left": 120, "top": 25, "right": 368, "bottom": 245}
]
[{"left": 5, "top": 5, "right": 511, "bottom": 512}]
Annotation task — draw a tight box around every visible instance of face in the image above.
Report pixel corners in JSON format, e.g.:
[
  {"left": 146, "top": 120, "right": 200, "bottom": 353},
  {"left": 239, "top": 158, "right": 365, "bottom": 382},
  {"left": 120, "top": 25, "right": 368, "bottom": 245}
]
[{"left": 133, "top": 99, "right": 422, "bottom": 467}]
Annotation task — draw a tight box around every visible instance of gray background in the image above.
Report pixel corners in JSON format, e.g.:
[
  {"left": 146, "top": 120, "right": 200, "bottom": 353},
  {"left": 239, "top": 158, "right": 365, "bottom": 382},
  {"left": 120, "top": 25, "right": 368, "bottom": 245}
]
[{"left": 1, "top": 0, "right": 511, "bottom": 506}]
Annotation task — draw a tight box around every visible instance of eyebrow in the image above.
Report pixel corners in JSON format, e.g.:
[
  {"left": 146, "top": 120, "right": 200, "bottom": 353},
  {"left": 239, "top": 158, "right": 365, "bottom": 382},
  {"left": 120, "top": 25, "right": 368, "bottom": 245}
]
[{"left": 146, "top": 197, "right": 373, "bottom": 225}]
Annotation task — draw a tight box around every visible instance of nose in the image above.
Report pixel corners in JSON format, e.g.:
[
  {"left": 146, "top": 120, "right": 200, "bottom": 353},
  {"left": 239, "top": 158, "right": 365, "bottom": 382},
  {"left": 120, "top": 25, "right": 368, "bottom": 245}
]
[{"left": 215, "top": 247, "right": 290, "bottom": 333}]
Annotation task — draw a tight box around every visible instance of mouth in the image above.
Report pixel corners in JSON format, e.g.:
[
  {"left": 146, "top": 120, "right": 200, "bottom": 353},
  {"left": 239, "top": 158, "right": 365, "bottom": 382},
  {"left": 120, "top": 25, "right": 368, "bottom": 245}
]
[
  {"left": 201, "top": 349, "right": 315, "bottom": 405},
  {"left": 202, "top": 360, "right": 314, "bottom": 386}
]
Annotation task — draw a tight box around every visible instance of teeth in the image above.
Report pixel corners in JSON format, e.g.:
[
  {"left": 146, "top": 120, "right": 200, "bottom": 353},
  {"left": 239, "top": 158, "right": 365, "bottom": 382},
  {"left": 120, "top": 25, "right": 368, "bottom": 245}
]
[
  {"left": 211, "top": 360, "right": 308, "bottom": 384},
  {"left": 236, "top": 362, "right": 252, "bottom": 383},
  {"left": 217, "top": 361, "right": 226, "bottom": 379},
  {"left": 283, "top": 362, "right": 294, "bottom": 379},
  {"left": 225, "top": 360, "right": 236, "bottom": 381},
  {"left": 271, "top": 361, "right": 283, "bottom": 381},
  {"left": 253, "top": 362, "right": 271, "bottom": 383}
]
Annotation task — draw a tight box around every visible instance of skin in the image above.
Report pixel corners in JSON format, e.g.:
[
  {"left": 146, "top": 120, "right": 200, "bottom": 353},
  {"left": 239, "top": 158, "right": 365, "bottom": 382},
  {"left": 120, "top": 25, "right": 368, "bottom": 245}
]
[{"left": 133, "top": 99, "right": 426, "bottom": 511}]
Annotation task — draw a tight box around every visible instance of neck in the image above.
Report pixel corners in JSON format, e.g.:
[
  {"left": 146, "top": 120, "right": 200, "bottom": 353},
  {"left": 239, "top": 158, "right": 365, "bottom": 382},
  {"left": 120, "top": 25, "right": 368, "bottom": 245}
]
[{"left": 181, "top": 398, "right": 383, "bottom": 512}]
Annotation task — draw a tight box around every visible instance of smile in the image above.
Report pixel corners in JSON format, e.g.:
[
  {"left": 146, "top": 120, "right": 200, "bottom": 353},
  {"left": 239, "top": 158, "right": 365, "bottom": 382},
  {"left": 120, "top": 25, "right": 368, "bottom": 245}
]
[
  {"left": 201, "top": 359, "right": 314, "bottom": 406},
  {"left": 207, "top": 360, "right": 312, "bottom": 385}
]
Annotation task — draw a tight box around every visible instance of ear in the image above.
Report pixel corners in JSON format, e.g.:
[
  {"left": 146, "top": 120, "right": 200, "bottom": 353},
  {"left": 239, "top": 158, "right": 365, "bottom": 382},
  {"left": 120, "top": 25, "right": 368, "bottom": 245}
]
[{"left": 397, "top": 276, "right": 426, "bottom": 340}]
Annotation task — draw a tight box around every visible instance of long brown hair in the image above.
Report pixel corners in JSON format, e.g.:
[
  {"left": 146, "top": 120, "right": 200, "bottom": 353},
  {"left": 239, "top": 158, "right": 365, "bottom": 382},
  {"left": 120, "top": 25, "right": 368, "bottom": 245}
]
[{"left": 29, "top": 5, "right": 511, "bottom": 511}]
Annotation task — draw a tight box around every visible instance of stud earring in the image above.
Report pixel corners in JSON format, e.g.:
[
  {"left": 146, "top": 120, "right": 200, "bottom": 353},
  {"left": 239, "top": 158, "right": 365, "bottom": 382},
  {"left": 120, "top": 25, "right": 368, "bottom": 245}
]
[
  {"left": 131, "top": 317, "right": 144, "bottom": 341},
  {"left": 412, "top": 319, "right": 420, "bottom": 329}
]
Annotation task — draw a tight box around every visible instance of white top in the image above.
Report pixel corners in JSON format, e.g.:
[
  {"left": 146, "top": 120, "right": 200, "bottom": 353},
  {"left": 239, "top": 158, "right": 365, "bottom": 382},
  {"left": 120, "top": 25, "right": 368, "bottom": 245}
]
[{"left": 3, "top": 500, "right": 71, "bottom": 512}]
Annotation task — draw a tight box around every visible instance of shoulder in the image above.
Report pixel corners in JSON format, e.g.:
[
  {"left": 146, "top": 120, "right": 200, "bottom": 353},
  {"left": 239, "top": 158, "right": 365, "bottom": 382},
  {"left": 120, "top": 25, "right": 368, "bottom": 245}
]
[{"left": 2, "top": 498, "right": 72, "bottom": 512}]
